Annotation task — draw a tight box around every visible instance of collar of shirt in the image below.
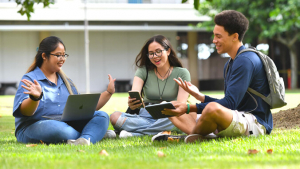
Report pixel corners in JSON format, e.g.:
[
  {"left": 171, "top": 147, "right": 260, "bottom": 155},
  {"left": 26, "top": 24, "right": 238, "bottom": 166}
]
[{"left": 33, "top": 67, "right": 64, "bottom": 87}]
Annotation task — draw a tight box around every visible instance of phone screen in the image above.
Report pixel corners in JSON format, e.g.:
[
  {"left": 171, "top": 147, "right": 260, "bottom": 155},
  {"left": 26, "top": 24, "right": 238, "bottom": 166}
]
[{"left": 128, "top": 91, "right": 145, "bottom": 108}]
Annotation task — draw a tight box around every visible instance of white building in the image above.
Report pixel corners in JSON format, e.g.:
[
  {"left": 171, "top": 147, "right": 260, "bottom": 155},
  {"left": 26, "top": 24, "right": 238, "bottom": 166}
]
[{"left": 0, "top": 0, "right": 227, "bottom": 94}]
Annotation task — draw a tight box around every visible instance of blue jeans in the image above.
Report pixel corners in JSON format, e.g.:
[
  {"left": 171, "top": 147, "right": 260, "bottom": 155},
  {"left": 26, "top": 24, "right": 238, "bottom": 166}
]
[
  {"left": 113, "top": 108, "right": 175, "bottom": 136},
  {"left": 16, "top": 111, "right": 109, "bottom": 144}
]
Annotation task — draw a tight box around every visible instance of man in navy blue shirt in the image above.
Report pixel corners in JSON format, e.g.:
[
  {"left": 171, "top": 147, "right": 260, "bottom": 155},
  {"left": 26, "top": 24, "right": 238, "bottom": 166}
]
[{"left": 158, "top": 10, "right": 272, "bottom": 143}]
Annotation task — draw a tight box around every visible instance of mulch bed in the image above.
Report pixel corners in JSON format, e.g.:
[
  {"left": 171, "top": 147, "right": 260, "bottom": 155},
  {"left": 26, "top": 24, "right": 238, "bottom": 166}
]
[{"left": 273, "top": 104, "right": 300, "bottom": 129}]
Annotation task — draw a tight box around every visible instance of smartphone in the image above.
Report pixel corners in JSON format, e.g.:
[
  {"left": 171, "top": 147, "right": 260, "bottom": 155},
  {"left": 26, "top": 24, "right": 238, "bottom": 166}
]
[{"left": 128, "top": 91, "right": 145, "bottom": 108}]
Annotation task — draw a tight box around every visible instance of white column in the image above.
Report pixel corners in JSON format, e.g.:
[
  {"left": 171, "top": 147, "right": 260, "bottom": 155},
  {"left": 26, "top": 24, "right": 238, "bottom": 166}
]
[
  {"left": 187, "top": 31, "right": 199, "bottom": 88},
  {"left": 84, "top": 0, "right": 90, "bottom": 93}
]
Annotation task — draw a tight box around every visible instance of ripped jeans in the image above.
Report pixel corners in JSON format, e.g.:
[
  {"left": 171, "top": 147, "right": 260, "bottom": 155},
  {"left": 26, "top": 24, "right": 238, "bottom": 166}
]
[{"left": 113, "top": 108, "right": 175, "bottom": 136}]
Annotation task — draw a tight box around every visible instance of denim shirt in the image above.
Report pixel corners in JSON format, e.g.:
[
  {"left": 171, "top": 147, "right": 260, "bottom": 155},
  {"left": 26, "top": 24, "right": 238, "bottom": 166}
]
[
  {"left": 196, "top": 46, "right": 272, "bottom": 134},
  {"left": 13, "top": 67, "right": 78, "bottom": 132}
]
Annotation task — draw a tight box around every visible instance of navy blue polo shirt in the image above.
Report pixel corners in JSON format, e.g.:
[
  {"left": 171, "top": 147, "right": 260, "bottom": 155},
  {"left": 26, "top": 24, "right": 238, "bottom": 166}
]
[
  {"left": 196, "top": 46, "right": 272, "bottom": 134},
  {"left": 13, "top": 67, "right": 78, "bottom": 132}
]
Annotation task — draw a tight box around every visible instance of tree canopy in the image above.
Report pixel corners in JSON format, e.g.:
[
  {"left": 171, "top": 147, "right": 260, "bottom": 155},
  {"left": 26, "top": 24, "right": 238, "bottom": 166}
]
[
  {"left": 13, "top": 0, "right": 300, "bottom": 88},
  {"left": 192, "top": 0, "right": 300, "bottom": 44},
  {"left": 13, "top": 0, "right": 54, "bottom": 20},
  {"left": 191, "top": 0, "right": 300, "bottom": 88}
]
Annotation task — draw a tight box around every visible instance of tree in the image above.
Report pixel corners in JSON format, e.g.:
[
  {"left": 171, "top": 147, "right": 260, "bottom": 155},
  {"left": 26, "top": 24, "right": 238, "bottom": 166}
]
[
  {"left": 190, "top": 0, "right": 300, "bottom": 89},
  {"left": 13, "top": 0, "right": 54, "bottom": 20}
]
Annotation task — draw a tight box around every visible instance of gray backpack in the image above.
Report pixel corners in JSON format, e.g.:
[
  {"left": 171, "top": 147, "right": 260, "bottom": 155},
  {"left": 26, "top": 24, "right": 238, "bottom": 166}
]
[{"left": 236, "top": 47, "right": 287, "bottom": 109}]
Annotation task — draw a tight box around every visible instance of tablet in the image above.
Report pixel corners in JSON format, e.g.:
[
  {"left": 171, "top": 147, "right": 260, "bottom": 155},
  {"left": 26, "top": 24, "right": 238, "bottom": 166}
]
[{"left": 145, "top": 102, "right": 175, "bottom": 119}]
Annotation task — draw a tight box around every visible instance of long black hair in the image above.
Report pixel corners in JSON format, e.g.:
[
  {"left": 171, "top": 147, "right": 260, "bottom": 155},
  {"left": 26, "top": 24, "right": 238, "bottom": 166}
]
[
  {"left": 135, "top": 35, "right": 182, "bottom": 70},
  {"left": 27, "top": 36, "right": 66, "bottom": 73},
  {"left": 26, "top": 36, "right": 77, "bottom": 95}
]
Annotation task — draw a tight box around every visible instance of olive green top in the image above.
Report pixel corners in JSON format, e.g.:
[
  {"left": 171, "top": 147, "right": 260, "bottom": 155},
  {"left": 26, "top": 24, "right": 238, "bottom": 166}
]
[{"left": 135, "top": 66, "right": 191, "bottom": 104}]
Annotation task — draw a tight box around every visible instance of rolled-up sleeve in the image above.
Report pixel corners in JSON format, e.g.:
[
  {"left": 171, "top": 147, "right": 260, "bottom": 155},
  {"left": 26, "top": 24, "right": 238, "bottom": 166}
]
[{"left": 13, "top": 75, "right": 33, "bottom": 117}]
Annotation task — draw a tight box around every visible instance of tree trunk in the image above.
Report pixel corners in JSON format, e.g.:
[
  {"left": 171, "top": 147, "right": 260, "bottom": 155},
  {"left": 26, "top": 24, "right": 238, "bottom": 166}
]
[
  {"left": 289, "top": 44, "right": 298, "bottom": 89},
  {"left": 273, "top": 33, "right": 299, "bottom": 89}
]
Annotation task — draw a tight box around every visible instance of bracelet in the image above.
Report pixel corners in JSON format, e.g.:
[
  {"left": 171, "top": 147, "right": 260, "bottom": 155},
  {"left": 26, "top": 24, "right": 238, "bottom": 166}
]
[
  {"left": 186, "top": 103, "right": 190, "bottom": 114},
  {"left": 29, "top": 92, "right": 43, "bottom": 101},
  {"left": 106, "top": 90, "right": 113, "bottom": 95}
]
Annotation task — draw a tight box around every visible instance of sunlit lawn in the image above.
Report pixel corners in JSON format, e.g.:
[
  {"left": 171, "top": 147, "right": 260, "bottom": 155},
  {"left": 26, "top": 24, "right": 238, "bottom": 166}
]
[
  {"left": 1, "top": 90, "right": 299, "bottom": 116},
  {"left": 0, "top": 90, "right": 300, "bottom": 169}
]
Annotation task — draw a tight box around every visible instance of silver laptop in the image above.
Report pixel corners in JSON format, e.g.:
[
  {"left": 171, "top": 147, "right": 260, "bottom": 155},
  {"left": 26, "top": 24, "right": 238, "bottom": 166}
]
[{"left": 42, "top": 93, "right": 100, "bottom": 121}]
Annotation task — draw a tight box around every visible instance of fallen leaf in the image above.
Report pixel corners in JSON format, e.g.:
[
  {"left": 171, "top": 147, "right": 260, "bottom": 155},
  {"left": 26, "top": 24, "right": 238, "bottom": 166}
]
[
  {"left": 232, "top": 138, "right": 242, "bottom": 142},
  {"left": 168, "top": 137, "right": 179, "bottom": 143},
  {"left": 0, "top": 115, "right": 2, "bottom": 118},
  {"left": 40, "top": 140, "right": 44, "bottom": 144},
  {"left": 77, "top": 150, "right": 85, "bottom": 153},
  {"left": 99, "top": 149, "right": 109, "bottom": 156},
  {"left": 267, "top": 149, "right": 273, "bottom": 154},
  {"left": 162, "top": 131, "right": 171, "bottom": 135},
  {"left": 11, "top": 132, "right": 14, "bottom": 134},
  {"left": 167, "top": 137, "right": 179, "bottom": 142},
  {"left": 26, "top": 144, "right": 37, "bottom": 147},
  {"left": 157, "top": 151, "right": 165, "bottom": 157},
  {"left": 159, "top": 147, "right": 166, "bottom": 149},
  {"left": 167, "top": 137, "right": 174, "bottom": 141},
  {"left": 248, "top": 149, "right": 259, "bottom": 154}
]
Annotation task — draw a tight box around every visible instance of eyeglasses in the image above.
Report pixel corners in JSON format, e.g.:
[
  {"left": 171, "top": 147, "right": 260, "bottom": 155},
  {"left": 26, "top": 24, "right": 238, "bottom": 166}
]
[
  {"left": 50, "top": 53, "right": 69, "bottom": 59},
  {"left": 147, "top": 49, "right": 166, "bottom": 59}
]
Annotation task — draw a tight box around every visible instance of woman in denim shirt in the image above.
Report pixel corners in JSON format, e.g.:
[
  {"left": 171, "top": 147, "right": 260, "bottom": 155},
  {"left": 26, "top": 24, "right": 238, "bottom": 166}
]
[{"left": 13, "top": 36, "right": 115, "bottom": 145}]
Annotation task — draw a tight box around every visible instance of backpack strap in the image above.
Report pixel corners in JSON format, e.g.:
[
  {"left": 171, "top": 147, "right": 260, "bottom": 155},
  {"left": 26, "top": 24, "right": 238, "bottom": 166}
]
[
  {"left": 141, "top": 66, "right": 148, "bottom": 98},
  {"left": 247, "top": 87, "right": 271, "bottom": 105},
  {"left": 224, "top": 58, "right": 231, "bottom": 80},
  {"left": 237, "top": 47, "right": 272, "bottom": 105},
  {"left": 236, "top": 47, "right": 257, "bottom": 56},
  {"left": 245, "top": 90, "right": 258, "bottom": 113},
  {"left": 225, "top": 47, "right": 261, "bottom": 113},
  {"left": 224, "top": 47, "right": 257, "bottom": 78}
]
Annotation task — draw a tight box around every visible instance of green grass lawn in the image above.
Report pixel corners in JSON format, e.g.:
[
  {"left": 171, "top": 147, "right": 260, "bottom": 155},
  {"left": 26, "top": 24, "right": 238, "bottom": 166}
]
[{"left": 1, "top": 91, "right": 300, "bottom": 169}]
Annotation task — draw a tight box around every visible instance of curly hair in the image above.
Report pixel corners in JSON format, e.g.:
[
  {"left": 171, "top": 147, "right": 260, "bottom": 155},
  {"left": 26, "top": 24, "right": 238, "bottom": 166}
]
[{"left": 214, "top": 10, "right": 249, "bottom": 42}]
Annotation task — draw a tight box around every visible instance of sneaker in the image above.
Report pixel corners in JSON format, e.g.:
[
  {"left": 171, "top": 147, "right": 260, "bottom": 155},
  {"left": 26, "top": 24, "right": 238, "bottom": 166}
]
[
  {"left": 114, "top": 129, "right": 121, "bottom": 135},
  {"left": 184, "top": 134, "right": 217, "bottom": 143},
  {"left": 67, "top": 139, "right": 76, "bottom": 144},
  {"left": 103, "top": 130, "right": 116, "bottom": 139},
  {"left": 119, "top": 130, "right": 133, "bottom": 138},
  {"left": 184, "top": 134, "right": 204, "bottom": 143},
  {"left": 151, "top": 132, "right": 186, "bottom": 142},
  {"left": 67, "top": 138, "right": 90, "bottom": 146}
]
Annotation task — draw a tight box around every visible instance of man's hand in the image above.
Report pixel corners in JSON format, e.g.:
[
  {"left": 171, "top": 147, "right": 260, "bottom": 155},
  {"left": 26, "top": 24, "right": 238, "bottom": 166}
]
[
  {"left": 161, "top": 101, "right": 187, "bottom": 117},
  {"left": 173, "top": 77, "right": 205, "bottom": 102}
]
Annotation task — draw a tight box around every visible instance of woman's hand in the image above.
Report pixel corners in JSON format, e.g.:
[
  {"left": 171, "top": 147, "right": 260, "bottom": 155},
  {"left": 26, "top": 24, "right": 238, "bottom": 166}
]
[
  {"left": 107, "top": 74, "right": 116, "bottom": 94},
  {"left": 174, "top": 77, "right": 205, "bottom": 102},
  {"left": 19, "top": 79, "right": 42, "bottom": 116},
  {"left": 96, "top": 74, "right": 116, "bottom": 110},
  {"left": 128, "top": 96, "right": 142, "bottom": 110},
  {"left": 21, "top": 79, "right": 42, "bottom": 98}
]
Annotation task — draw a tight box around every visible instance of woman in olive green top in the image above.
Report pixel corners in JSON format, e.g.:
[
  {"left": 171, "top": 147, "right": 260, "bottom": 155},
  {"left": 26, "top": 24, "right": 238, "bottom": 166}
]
[{"left": 110, "top": 35, "right": 191, "bottom": 138}]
